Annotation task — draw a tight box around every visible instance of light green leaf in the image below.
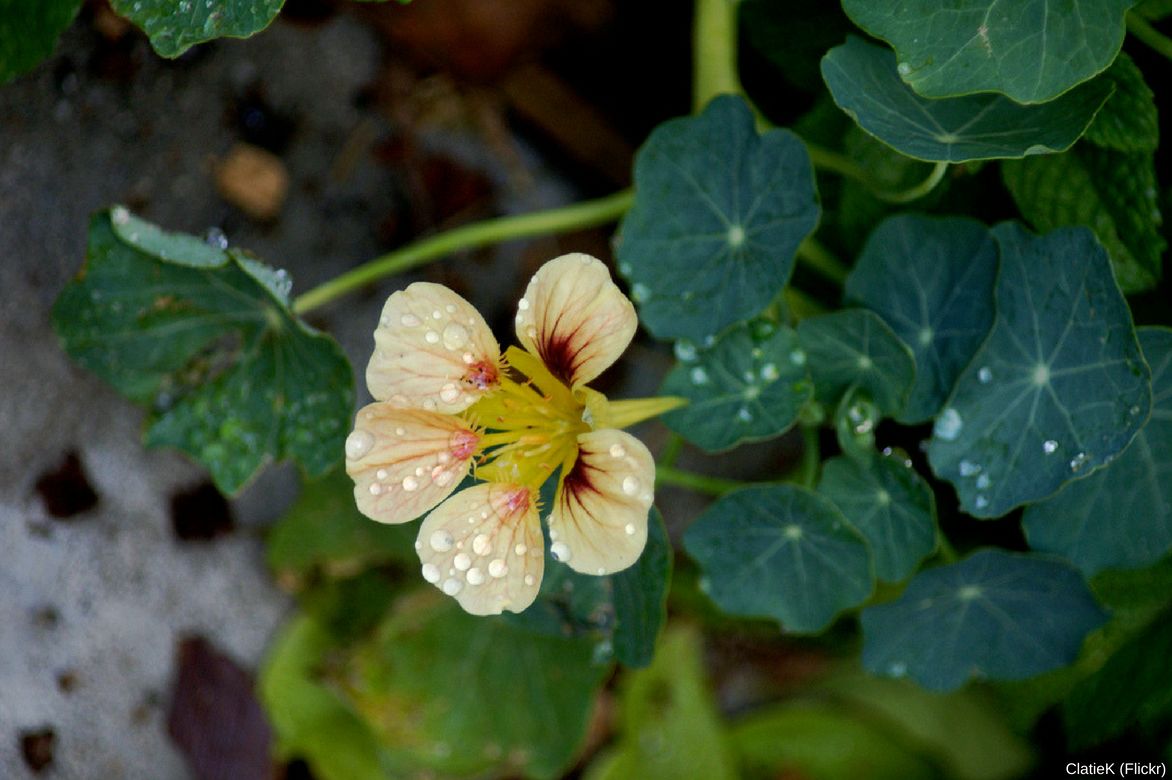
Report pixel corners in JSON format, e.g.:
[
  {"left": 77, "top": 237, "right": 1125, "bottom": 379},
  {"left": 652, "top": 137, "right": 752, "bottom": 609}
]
[
  {"left": 1083, "top": 53, "right": 1159, "bottom": 152},
  {"left": 585, "top": 626, "right": 737, "bottom": 780},
  {"left": 927, "top": 223, "right": 1150, "bottom": 518},
  {"left": 1024, "top": 328, "right": 1172, "bottom": 575},
  {"left": 684, "top": 485, "right": 874, "bottom": 633},
  {"left": 818, "top": 452, "right": 938, "bottom": 582},
  {"left": 0, "top": 0, "right": 82, "bottom": 83},
  {"left": 862, "top": 549, "right": 1108, "bottom": 691},
  {"left": 259, "top": 616, "right": 387, "bottom": 780},
  {"left": 731, "top": 701, "right": 936, "bottom": 780},
  {"left": 845, "top": 214, "right": 997, "bottom": 423},
  {"left": 109, "top": 0, "right": 284, "bottom": 58},
  {"left": 796, "top": 308, "right": 915, "bottom": 417},
  {"left": 53, "top": 208, "right": 354, "bottom": 494},
  {"left": 661, "top": 322, "right": 812, "bottom": 452},
  {"left": 347, "top": 592, "right": 608, "bottom": 780},
  {"left": 618, "top": 95, "right": 820, "bottom": 342},
  {"left": 821, "top": 37, "right": 1114, "bottom": 162},
  {"left": 1003, "top": 144, "right": 1165, "bottom": 293},
  {"left": 841, "top": 0, "right": 1133, "bottom": 104},
  {"left": 266, "top": 471, "right": 417, "bottom": 586}
]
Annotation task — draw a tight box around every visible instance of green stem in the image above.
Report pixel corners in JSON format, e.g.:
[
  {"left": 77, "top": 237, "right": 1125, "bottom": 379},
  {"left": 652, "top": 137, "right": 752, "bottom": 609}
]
[
  {"left": 936, "top": 532, "right": 959, "bottom": 563},
  {"left": 804, "top": 142, "right": 948, "bottom": 204},
  {"left": 693, "top": 0, "right": 742, "bottom": 112},
  {"left": 660, "top": 433, "right": 684, "bottom": 468},
  {"left": 292, "top": 190, "right": 635, "bottom": 315},
  {"left": 792, "top": 425, "right": 821, "bottom": 488},
  {"left": 657, "top": 464, "right": 747, "bottom": 496},
  {"left": 1127, "top": 11, "right": 1172, "bottom": 62},
  {"left": 796, "top": 237, "right": 849, "bottom": 285}
]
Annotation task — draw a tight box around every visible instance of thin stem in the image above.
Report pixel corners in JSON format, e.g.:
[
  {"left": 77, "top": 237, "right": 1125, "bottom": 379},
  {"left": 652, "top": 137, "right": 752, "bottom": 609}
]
[
  {"left": 1127, "top": 12, "right": 1172, "bottom": 62},
  {"left": 657, "top": 464, "right": 747, "bottom": 496},
  {"left": 293, "top": 190, "right": 634, "bottom": 315},
  {"left": 796, "top": 237, "right": 849, "bottom": 285},
  {"left": 660, "top": 433, "right": 684, "bottom": 468},
  {"left": 693, "top": 0, "right": 742, "bottom": 112},
  {"left": 783, "top": 288, "right": 826, "bottom": 321},
  {"left": 791, "top": 425, "right": 821, "bottom": 488},
  {"left": 936, "top": 532, "right": 959, "bottom": 563},
  {"left": 804, "top": 142, "right": 948, "bottom": 204}
]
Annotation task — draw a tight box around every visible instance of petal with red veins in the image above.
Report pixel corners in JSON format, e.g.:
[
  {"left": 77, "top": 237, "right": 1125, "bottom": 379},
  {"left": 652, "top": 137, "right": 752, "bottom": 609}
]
[
  {"left": 548, "top": 429, "right": 655, "bottom": 575},
  {"left": 346, "top": 403, "right": 480, "bottom": 525},
  {"left": 515, "top": 253, "right": 636, "bottom": 388},
  {"left": 367, "top": 282, "right": 500, "bottom": 413},
  {"left": 416, "top": 483, "right": 544, "bottom": 615}
]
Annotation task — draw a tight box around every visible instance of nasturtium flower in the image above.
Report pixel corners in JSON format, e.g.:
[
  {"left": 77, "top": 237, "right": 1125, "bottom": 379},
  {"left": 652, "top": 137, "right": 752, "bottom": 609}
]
[{"left": 344, "top": 253, "right": 681, "bottom": 615}]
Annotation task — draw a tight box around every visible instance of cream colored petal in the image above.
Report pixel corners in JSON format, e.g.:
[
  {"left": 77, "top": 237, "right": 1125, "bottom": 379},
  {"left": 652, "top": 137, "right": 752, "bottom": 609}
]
[
  {"left": 346, "top": 403, "right": 480, "bottom": 525},
  {"left": 415, "top": 482, "right": 545, "bottom": 615},
  {"left": 367, "top": 282, "right": 501, "bottom": 413},
  {"left": 548, "top": 429, "right": 655, "bottom": 575},
  {"left": 514, "top": 253, "right": 637, "bottom": 388}
]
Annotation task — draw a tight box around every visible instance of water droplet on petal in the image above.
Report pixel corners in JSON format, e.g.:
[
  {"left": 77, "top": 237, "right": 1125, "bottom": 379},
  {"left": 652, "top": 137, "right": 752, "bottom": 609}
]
[
  {"left": 622, "top": 476, "right": 640, "bottom": 496},
  {"left": 442, "top": 578, "right": 463, "bottom": 596},
  {"left": 514, "top": 543, "right": 528, "bottom": 556},
  {"left": 524, "top": 574, "right": 536, "bottom": 586},
  {"left": 424, "top": 330, "right": 440, "bottom": 344},
  {"left": 430, "top": 530, "right": 454, "bottom": 552},
  {"left": 422, "top": 563, "right": 440, "bottom": 583},
  {"left": 488, "top": 559, "right": 508, "bottom": 578},
  {"left": 395, "top": 426, "right": 407, "bottom": 436},
  {"left": 624, "top": 523, "right": 636, "bottom": 535},
  {"left": 375, "top": 468, "right": 388, "bottom": 480},
  {"left": 442, "top": 322, "right": 469, "bottom": 350},
  {"left": 466, "top": 567, "right": 485, "bottom": 585},
  {"left": 518, "top": 297, "right": 530, "bottom": 310},
  {"left": 454, "top": 553, "right": 471, "bottom": 571},
  {"left": 368, "top": 483, "right": 382, "bottom": 495},
  {"left": 402, "top": 476, "right": 419, "bottom": 492},
  {"left": 345, "top": 430, "right": 374, "bottom": 459},
  {"left": 439, "top": 384, "right": 461, "bottom": 404},
  {"left": 472, "top": 534, "right": 492, "bottom": 556},
  {"left": 400, "top": 313, "right": 421, "bottom": 327},
  {"left": 609, "top": 443, "right": 627, "bottom": 459},
  {"left": 551, "top": 542, "right": 572, "bottom": 562}
]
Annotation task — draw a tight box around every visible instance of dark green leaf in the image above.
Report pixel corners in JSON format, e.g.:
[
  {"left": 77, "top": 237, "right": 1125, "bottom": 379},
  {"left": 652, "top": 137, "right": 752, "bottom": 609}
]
[
  {"left": 841, "top": 0, "right": 1132, "bottom": 104},
  {"left": 109, "top": 0, "right": 284, "bottom": 58},
  {"left": 1003, "top": 144, "right": 1165, "bottom": 293},
  {"left": 266, "top": 471, "right": 417, "bottom": 585},
  {"left": 1064, "top": 610, "right": 1172, "bottom": 749},
  {"left": 587, "top": 627, "right": 737, "bottom": 780},
  {"left": 53, "top": 209, "right": 354, "bottom": 494},
  {"left": 818, "top": 452, "right": 938, "bottom": 582},
  {"left": 927, "top": 223, "right": 1150, "bottom": 518},
  {"left": 846, "top": 214, "right": 997, "bottom": 423},
  {"left": 346, "top": 592, "right": 609, "bottom": 779},
  {"left": 259, "top": 616, "right": 386, "bottom": 780},
  {"left": 738, "top": 0, "right": 850, "bottom": 92},
  {"left": 0, "top": 0, "right": 82, "bottom": 83},
  {"left": 611, "top": 508, "right": 672, "bottom": 668},
  {"left": 796, "top": 308, "right": 916, "bottom": 417},
  {"left": 661, "top": 322, "right": 812, "bottom": 452},
  {"left": 821, "top": 37, "right": 1114, "bottom": 162},
  {"left": 862, "top": 549, "right": 1108, "bottom": 691},
  {"left": 1024, "top": 328, "right": 1172, "bottom": 575},
  {"left": 684, "top": 485, "right": 874, "bottom": 633},
  {"left": 1083, "top": 53, "right": 1159, "bottom": 152},
  {"left": 618, "top": 95, "right": 820, "bottom": 342}
]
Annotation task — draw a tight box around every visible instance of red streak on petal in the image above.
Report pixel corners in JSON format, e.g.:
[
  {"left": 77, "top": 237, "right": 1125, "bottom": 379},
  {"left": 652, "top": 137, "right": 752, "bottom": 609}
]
[
  {"left": 504, "top": 487, "right": 531, "bottom": 515},
  {"left": 450, "top": 429, "right": 479, "bottom": 461},
  {"left": 464, "top": 361, "right": 499, "bottom": 391}
]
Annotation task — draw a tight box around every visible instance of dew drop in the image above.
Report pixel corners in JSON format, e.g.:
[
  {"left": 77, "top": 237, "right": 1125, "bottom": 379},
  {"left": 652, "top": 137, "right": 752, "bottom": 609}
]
[
  {"left": 466, "top": 567, "right": 485, "bottom": 586},
  {"left": 597, "top": 567, "right": 607, "bottom": 575},
  {"left": 631, "top": 283, "right": 650, "bottom": 302},
  {"left": 976, "top": 473, "right": 991, "bottom": 490},
  {"left": 440, "top": 383, "right": 461, "bottom": 404},
  {"left": 402, "top": 475, "right": 419, "bottom": 492},
  {"left": 454, "top": 553, "right": 472, "bottom": 571},
  {"left": 424, "top": 330, "right": 440, "bottom": 344},
  {"left": 934, "top": 408, "right": 963, "bottom": 441},
  {"left": 897, "top": 61, "right": 911, "bottom": 75},
  {"left": 624, "top": 523, "right": 636, "bottom": 536},
  {"left": 551, "top": 542, "right": 572, "bottom": 562},
  {"left": 488, "top": 559, "right": 508, "bottom": 578},
  {"left": 430, "top": 530, "right": 454, "bottom": 552},
  {"left": 472, "top": 534, "right": 492, "bottom": 556},
  {"left": 737, "top": 406, "right": 753, "bottom": 423},
  {"left": 442, "top": 323, "right": 469, "bottom": 350},
  {"left": 978, "top": 366, "right": 992, "bottom": 384},
  {"left": 1070, "top": 452, "right": 1091, "bottom": 472},
  {"left": 888, "top": 661, "right": 907, "bottom": 677},
  {"left": 375, "top": 468, "right": 388, "bottom": 480},
  {"left": 690, "top": 367, "right": 709, "bottom": 385},
  {"left": 609, "top": 443, "right": 627, "bottom": 459},
  {"left": 761, "top": 363, "right": 779, "bottom": 382},
  {"left": 400, "top": 313, "right": 421, "bottom": 327},
  {"left": 422, "top": 399, "right": 437, "bottom": 411},
  {"left": 422, "top": 563, "right": 441, "bottom": 583},
  {"left": 524, "top": 574, "right": 536, "bottom": 586},
  {"left": 112, "top": 206, "right": 130, "bottom": 225},
  {"left": 674, "top": 340, "right": 698, "bottom": 362},
  {"left": 395, "top": 426, "right": 407, "bottom": 436},
  {"left": 958, "top": 460, "right": 981, "bottom": 477},
  {"left": 622, "top": 476, "right": 640, "bottom": 496},
  {"left": 518, "top": 297, "right": 530, "bottom": 310},
  {"left": 442, "top": 578, "right": 463, "bottom": 596},
  {"left": 789, "top": 349, "right": 807, "bottom": 366},
  {"left": 345, "top": 430, "right": 374, "bottom": 459},
  {"left": 974, "top": 495, "right": 989, "bottom": 510},
  {"left": 431, "top": 310, "right": 442, "bottom": 320},
  {"left": 1043, "top": 439, "right": 1058, "bottom": 454},
  {"left": 514, "top": 543, "right": 528, "bottom": 556},
  {"left": 434, "top": 471, "right": 453, "bottom": 487},
  {"left": 368, "top": 482, "right": 382, "bottom": 496}
]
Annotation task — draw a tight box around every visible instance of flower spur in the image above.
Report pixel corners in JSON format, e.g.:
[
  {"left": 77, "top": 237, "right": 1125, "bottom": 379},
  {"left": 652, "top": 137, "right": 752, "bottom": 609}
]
[{"left": 344, "top": 253, "right": 682, "bottom": 615}]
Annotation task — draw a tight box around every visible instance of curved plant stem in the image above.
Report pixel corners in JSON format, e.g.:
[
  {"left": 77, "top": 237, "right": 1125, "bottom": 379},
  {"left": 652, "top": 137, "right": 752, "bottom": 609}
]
[
  {"left": 804, "top": 142, "right": 948, "bottom": 204},
  {"left": 792, "top": 425, "right": 821, "bottom": 488},
  {"left": 1127, "top": 12, "right": 1172, "bottom": 62},
  {"left": 693, "top": 0, "right": 743, "bottom": 112},
  {"left": 796, "top": 237, "right": 849, "bottom": 285},
  {"left": 293, "top": 190, "right": 634, "bottom": 315},
  {"left": 656, "top": 465, "right": 747, "bottom": 496},
  {"left": 936, "top": 532, "right": 960, "bottom": 563},
  {"left": 660, "top": 433, "right": 684, "bottom": 468}
]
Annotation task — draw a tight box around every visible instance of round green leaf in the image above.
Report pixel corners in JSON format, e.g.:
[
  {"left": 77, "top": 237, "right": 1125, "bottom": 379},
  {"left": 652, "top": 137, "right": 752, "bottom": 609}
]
[
  {"left": 53, "top": 209, "right": 354, "bottom": 494},
  {"left": 109, "top": 0, "right": 284, "bottom": 58},
  {"left": 841, "top": 0, "right": 1133, "bottom": 104},
  {"left": 618, "top": 95, "right": 820, "bottom": 342},
  {"left": 862, "top": 549, "right": 1108, "bottom": 691},
  {"left": 846, "top": 214, "right": 998, "bottom": 423},
  {"left": 821, "top": 37, "right": 1114, "bottom": 163},
  {"left": 684, "top": 485, "right": 874, "bottom": 633},
  {"left": 796, "top": 308, "right": 915, "bottom": 417},
  {"left": 1024, "top": 328, "right": 1172, "bottom": 575},
  {"left": 818, "top": 452, "right": 938, "bottom": 582},
  {"left": 0, "top": 0, "right": 82, "bottom": 83},
  {"left": 661, "top": 322, "right": 812, "bottom": 452},
  {"left": 927, "top": 223, "right": 1151, "bottom": 518}
]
